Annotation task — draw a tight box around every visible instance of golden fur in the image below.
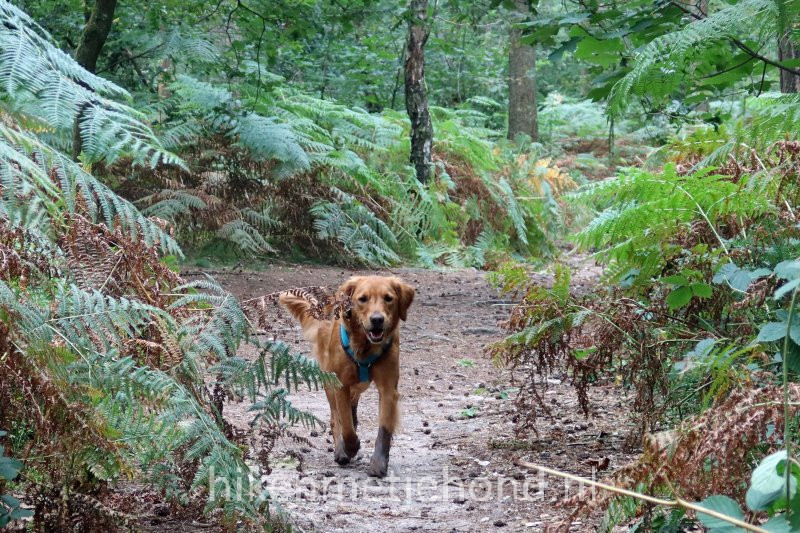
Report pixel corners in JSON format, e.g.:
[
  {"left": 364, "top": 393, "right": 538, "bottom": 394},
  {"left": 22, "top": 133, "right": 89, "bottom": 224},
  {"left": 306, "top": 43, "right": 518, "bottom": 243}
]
[{"left": 279, "top": 275, "right": 414, "bottom": 477}]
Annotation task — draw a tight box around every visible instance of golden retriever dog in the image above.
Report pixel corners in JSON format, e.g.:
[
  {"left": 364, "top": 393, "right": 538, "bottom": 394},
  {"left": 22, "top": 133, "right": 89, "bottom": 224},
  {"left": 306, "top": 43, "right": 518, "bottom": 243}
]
[{"left": 279, "top": 276, "right": 414, "bottom": 477}]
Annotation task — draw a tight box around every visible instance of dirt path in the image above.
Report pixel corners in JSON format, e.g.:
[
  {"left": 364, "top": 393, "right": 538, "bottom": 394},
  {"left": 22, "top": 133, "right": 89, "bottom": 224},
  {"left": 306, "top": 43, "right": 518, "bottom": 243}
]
[{"left": 205, "top": 259, "right": 636, "bottom": 532}]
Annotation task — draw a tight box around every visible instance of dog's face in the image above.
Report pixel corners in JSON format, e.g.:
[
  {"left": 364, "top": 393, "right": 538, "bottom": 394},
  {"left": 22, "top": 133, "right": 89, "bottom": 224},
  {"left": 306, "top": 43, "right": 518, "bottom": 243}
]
[{"left": 339, "top": 276, "right": 415, "bottom": 344}]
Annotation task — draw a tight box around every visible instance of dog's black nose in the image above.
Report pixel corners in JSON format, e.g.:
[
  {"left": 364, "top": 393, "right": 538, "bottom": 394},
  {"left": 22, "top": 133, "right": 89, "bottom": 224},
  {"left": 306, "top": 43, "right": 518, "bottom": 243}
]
[{"left": 370, "top": 314, "right": 385, "bottom": 328}]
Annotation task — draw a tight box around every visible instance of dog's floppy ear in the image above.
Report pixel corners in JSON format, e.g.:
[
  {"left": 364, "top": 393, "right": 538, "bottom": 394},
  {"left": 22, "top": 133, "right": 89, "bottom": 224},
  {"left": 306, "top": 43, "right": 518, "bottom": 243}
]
[
  {"left": 390, "top": 277, "right": 415, "bottom": 322},
  {"left": 338, "top": 276, "right": 363, "bottom": 298},
  {"left": 338, "top": 277, "right": 363, "bottom": 318}
]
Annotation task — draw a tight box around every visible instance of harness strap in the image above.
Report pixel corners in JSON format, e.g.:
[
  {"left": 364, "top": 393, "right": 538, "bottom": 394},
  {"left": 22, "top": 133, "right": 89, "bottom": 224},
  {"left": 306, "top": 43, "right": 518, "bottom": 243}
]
[{"left": 339, "top": 324, "right": 391, "bottom": 382}]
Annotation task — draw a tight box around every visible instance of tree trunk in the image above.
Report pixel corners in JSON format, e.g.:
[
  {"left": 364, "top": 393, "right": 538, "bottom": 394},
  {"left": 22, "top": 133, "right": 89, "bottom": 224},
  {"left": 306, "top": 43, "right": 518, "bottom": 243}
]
[
  {"left": 73, "top": 0, "right": 117, "bottom": 160},
  {"left": 780, "top": 30, "right": 800, "bottom": 93},
  {"left": 507, "top": 0, "right": 538, "bottom": 142},
  {"left": 75, "top": 0, "right": 117, "bottom": 73},
  {"left": 404, "top": 0, "right": 433, "bottom": 183}
]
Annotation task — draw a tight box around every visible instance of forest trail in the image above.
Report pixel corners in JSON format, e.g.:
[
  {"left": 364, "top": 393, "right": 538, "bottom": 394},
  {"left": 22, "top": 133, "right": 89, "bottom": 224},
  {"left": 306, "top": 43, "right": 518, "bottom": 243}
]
[{"left": 207, "top": 258, "right": 635, "bottom": 533}]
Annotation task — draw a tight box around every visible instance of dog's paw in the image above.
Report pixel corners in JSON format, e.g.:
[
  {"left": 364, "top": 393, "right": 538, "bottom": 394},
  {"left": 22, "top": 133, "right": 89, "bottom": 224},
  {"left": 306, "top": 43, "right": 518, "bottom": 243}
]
[
  {"left": 334, "top": 448, "right": 351, "bottom": 465},
  {"left": 366, "top": 457, "right": 388, "bottom": 478},
  {"left": 334, "top": 435, "right": 359, "bottom": 464},
  {"left": 343, "top": 435, "right": 360, "bottom": 458}
]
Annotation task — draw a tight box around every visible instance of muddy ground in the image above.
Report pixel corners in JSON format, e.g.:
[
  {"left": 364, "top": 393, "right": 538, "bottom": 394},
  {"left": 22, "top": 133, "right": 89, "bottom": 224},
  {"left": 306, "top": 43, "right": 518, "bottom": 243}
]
[{"left": 177, "top": 256, "right": 639, "bottom": 533}]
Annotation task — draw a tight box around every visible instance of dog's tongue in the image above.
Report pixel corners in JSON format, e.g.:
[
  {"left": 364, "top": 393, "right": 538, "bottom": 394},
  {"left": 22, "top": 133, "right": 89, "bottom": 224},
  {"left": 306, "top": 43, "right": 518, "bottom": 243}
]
[{"left": 368, "top": 330, "right": 384, "bottom": 342}]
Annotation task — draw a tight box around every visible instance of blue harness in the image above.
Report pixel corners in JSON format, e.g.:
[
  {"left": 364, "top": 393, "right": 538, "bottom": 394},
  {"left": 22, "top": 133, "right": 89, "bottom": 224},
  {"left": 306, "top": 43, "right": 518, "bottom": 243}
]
[{"left": 339, "top": 324, "right": 392, "bottom": 382}]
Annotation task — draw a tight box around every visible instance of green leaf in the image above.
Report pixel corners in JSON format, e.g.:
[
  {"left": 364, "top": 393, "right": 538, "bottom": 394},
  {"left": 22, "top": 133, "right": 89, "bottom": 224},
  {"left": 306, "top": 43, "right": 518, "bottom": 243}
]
[
  {"left": 549, "top": 37, "right": 579, "bottom": 62},
  {"left": 662, "top": 275, "right": 689, "bottom": 286},
  {"left": 9, "top": 507, "right": 33, "bottom": 520},
  {"left": 774, "top": 278, "right": 800, "bottom": 301},
  {"left": 747, "top": 451, "right": 794, "bottom": 511},
  {"left": 751, "top": 268, "right": 773, "bottom": 278},
  {"left": 757, "top": 322, "right": 788, "bottom": 343},
  {"left": 690, "top": 283, "right": 713, "bottom": 298},
  {"left": 762, "top": 514, "right": 793, "bottom": 533},
  {"left": 687, "top": 338, "right": 716, "bottom": 359},
  {"left": 713, "top": 263, "right": 753, "bottom": 292},
  {"left": 695, "top": 495, "right": 745, "bottom": 531},
  {"left": 574, "top": 37, "right": 624, "bottom": 66},
  {"left": 666, "top": 286, "right": 693, "bottom": 309},
  {"left": 1, "top": 494, "right": 20, "bottom": 507},
  {"left": 574, "top": 346, "right": 597, "bottom": 360},
  {"left": 0, "top": 456, "right": 22, "bottom": 481},
  {"left": 775, "top": 260, "right": 800, "bottom": 280}
]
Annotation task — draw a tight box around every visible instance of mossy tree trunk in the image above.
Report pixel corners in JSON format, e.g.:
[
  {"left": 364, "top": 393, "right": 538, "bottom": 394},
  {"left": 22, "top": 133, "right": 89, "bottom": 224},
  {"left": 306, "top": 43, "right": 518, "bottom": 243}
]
[
  {"left": 75, "top": 0, "right": 117, "bottom": 73},
  {"left": 404, "top": 0, "right": 433, "bottom": 183}
]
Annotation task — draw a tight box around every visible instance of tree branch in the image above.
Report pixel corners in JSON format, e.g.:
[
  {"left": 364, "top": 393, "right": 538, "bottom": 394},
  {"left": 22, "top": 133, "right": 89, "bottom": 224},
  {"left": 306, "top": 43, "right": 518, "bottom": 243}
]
[
  {"left": 669, "top": 0, "right": 800, "bottom": 76},
  {"left": 95, "top": 44, "right": 163, "bottom": 75},
  {"left": 733, "top": 40, "right": 800, "bottom": 76},
  {"left": 517, "top": 461, "right": 771, "bottom": 533}
]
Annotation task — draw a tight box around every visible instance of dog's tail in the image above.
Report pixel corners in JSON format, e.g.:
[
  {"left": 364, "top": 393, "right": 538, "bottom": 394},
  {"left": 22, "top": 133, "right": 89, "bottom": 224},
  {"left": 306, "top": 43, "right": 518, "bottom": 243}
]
[{"left": 279, "top": 290, "right": 322, "bottom": 341}]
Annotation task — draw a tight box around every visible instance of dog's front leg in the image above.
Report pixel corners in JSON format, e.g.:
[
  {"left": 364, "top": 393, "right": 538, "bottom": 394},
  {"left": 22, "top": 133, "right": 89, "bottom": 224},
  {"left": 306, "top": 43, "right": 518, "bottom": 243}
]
[
  {"left": 333, "top": 386, "right": 360, "bottom": 465},
  {"left": 367, "top": 377, "right": 398, "bottom": 478}
]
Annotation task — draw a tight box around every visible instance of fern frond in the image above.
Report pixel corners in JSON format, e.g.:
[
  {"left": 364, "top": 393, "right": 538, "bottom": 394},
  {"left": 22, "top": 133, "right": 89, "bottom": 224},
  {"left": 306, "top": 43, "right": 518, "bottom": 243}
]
[
  {"left": 0, "top": 124, "right": 182, "bottom": 256},
  {"left": 572, "top": 164, "right": 773, "bottom": 282},
  {"left": 310, "top": 187, "right": 401, "bottom": 266},
  {"left": 0, "top": 1, "right": 182, "bottom": 167},
  {"left": 608, "top": 0, "right": 779, "bottom": 116}
]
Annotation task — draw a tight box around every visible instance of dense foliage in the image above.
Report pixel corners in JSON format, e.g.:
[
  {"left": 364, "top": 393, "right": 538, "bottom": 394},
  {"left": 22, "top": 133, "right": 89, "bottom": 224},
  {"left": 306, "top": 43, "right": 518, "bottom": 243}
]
[
  {"left": 487, "top": 1, "right": 800, "bottom": 530},
  {"left": 0, "top": 2, "right": 335, "bottom": 529},
  {"left": 3, "top": 0, "right": 800, "bottom": 531}
]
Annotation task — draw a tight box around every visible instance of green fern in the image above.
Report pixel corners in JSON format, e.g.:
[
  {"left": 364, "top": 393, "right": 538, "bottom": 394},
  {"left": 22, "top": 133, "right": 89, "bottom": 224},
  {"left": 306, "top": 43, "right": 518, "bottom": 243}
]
[
  {"left": 0, "top": 1, "right": 182, "bottom": 167},
  {"left": 0, "top": 123, "right": 182, "bottom": 256},
  {"left": 0, "top": 5, "right": 330, "bottom": 525},
  {"left": 572, "top": 164, "right": 773, "bottom": 283},
  {"left": 311, "top": 187, "right": 401, "bottom": 266},
  {"left": 692, "top": 93, "right": 800, "bottom": 168},
  {"left": 608, "top": 0, "right": 783, "bottom": 116}
]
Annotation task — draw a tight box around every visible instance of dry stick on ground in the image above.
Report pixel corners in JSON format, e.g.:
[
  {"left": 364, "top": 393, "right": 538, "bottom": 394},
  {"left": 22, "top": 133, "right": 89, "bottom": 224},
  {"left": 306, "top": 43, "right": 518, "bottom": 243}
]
[{"left": 516, "top": 461, "right": 770, "bottom": 533}]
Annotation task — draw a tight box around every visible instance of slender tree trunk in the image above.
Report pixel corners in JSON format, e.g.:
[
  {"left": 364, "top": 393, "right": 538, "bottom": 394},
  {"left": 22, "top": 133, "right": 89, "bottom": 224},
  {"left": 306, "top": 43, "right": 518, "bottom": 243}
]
[
  {"left": 73, "top": 0, "right": 117, "bottom": 160},
  {"left": 75, "top": 0, "right": 117, "bottom": 73},
  {"left": 404, "top": 0, "right": 433, "bottom": 183},
  {"left": 507, "top": 0, "right": 538, "bottom": 142},
  {"left": 780, "top": 30, "right": 800, "bottom": 93}
]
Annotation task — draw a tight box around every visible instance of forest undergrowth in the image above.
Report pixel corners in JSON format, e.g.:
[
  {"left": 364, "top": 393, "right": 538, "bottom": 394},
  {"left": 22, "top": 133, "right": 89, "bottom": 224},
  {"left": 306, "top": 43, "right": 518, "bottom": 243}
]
[{"left": 4, "top": 0, "right": 800, "bottom": 532}]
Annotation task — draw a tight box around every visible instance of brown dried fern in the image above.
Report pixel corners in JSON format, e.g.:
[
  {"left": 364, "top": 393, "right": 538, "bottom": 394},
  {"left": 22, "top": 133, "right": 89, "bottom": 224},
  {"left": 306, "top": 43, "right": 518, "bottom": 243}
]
[
  {"left": 241, "top": 285, "right": 351, "bottom": 333},
  {"left": 556, "top": 384, "right": 800, "bottom": 530}
]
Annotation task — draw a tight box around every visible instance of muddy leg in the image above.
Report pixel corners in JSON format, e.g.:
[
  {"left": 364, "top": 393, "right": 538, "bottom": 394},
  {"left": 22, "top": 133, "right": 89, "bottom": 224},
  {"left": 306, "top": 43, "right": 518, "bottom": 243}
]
[
  {"left": 367, "top": 378, "right": 398, "bottom": 478},
  {"left": 367, "top": 426, "right": 392, "bottom": 478}
]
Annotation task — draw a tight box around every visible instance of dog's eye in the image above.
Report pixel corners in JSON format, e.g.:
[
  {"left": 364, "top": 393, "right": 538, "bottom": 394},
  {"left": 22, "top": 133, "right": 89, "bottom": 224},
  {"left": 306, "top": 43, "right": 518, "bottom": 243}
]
[
  {"left": 384, "top": 295, "right": 393, "bottom": 302},
  {"left": 357, "top": 295, "right": 368, "bottom": 303}
]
